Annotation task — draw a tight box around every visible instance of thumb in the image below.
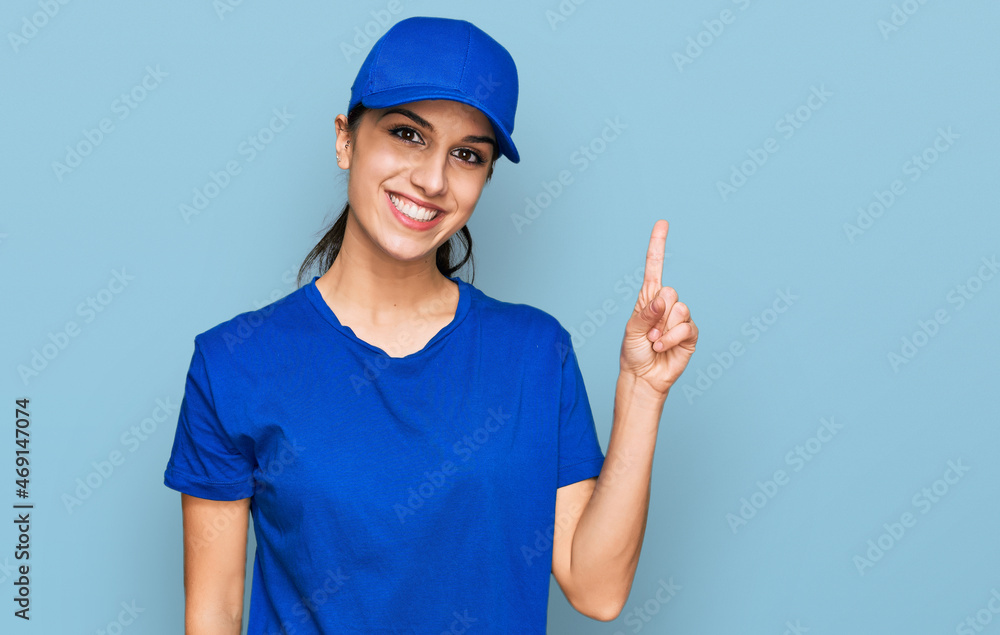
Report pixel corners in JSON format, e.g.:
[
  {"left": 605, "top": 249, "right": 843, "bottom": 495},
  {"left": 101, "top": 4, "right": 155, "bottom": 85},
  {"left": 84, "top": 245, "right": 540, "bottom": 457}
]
[{"left": 633, "top": 294, "right": 664, "bottom": 331}]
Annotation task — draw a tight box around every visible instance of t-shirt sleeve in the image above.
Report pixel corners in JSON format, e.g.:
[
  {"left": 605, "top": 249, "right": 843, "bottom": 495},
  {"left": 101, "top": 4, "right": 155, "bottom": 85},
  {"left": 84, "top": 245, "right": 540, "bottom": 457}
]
[
  {"left": 555, "top": 326, "right": 606, "bottom": 488},
  {"left": 163, "top": 336, "right": 256, "bottom": 500}
]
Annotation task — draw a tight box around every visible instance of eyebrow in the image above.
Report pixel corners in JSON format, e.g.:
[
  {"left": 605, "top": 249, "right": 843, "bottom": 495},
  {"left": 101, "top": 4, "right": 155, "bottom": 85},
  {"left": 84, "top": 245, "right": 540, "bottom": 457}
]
[{"left": 379, "top": 107, "right": 498, "bottom": 155}]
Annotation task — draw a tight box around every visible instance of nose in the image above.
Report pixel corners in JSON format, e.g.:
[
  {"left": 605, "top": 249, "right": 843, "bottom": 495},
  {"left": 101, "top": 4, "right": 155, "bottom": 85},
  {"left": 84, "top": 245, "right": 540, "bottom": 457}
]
[{"left": 408, "top": 149, "right": 448, "bottom": 199}]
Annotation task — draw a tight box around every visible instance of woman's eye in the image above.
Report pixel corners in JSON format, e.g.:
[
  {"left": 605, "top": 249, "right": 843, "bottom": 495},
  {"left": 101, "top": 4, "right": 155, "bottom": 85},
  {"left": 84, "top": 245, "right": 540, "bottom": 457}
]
[
  {"left": 454, "top": 148, "right": 484, "bottom": 164},
  {"left": 390, "top": 126, "right": 422, "bottom": 143}
]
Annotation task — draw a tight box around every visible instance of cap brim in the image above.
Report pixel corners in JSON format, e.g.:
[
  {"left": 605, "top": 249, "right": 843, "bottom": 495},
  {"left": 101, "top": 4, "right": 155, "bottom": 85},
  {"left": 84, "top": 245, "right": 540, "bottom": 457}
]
[{"left": 361, "top": 86, "right": 520, "bottom": 164}]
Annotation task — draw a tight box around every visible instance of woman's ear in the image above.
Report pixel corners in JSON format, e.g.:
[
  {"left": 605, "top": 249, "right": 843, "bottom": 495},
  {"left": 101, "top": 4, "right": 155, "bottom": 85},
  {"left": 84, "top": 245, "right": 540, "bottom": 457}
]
[{"left": 334, "top": 113, "right": 352, "bottom": 169}]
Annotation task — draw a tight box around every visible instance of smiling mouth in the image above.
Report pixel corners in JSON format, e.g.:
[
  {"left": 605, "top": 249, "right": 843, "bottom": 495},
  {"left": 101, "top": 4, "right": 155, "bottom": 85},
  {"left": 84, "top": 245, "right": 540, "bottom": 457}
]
[{"left": 388, "top": 192, "right": 441, "bottom": 222}]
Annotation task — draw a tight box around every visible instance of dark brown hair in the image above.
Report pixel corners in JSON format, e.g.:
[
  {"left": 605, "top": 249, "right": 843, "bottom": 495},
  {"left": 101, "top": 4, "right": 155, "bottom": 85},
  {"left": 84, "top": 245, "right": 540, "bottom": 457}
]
[{"left": 296, "top": 103, "right": 498, "bottom": 288}]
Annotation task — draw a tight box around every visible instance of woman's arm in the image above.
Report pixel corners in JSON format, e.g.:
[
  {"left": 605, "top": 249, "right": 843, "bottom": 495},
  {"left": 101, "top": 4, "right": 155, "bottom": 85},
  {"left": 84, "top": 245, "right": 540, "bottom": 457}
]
[
  {"left": 553, "top": 220, "right": 698, "bottom": 619},
  {"left": 552, "top": 374, "right": 666, "bottom": 620},
  {"left": 180, "top": 493, "right": 250, "bottom": 634}
]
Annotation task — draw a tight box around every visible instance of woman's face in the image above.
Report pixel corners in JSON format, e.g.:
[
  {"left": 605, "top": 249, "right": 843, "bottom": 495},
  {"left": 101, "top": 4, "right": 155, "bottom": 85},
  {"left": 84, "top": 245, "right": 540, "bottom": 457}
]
[{"left": 336, "top": 99, "right": 497, "bottom": 266}]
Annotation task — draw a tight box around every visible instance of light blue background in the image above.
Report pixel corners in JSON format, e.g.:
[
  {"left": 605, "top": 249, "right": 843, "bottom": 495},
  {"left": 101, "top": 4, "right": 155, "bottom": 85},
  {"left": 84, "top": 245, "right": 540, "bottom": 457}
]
[{"left": 2, "top": 1, "right": 998, "bottom": 633}]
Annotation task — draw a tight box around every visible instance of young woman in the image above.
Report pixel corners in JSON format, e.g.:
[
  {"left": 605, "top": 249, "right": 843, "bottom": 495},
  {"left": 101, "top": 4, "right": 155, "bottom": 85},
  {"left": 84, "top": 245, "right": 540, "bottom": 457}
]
[{"left": 164, "top": 16, "right": 698, "bottom": 634}]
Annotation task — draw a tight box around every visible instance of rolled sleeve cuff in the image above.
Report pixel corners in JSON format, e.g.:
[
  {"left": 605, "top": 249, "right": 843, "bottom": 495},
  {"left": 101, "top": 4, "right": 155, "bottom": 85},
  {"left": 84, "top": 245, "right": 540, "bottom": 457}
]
[
  {"left": 163, "top": 466, "right": 254, "bottom": 501},
  {"left": 557, "top": 455, "right": 605, "bottom": 489}
]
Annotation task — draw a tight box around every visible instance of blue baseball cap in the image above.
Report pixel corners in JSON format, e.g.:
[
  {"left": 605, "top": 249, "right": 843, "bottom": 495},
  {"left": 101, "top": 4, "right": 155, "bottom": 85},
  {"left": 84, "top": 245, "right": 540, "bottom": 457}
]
[{"left": 349, "top": 16, "right": 520, "bottom": 164}]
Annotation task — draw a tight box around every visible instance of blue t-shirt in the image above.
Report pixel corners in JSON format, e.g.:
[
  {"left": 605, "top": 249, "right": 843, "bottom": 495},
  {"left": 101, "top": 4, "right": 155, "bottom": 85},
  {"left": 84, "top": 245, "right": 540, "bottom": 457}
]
[{"left": 163, "top": 274, "right": 606, "bottom": 634}]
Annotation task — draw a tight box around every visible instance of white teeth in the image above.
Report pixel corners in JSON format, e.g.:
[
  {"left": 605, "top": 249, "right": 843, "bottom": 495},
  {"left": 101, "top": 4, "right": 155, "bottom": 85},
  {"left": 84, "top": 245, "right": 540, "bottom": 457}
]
[{"left": 390, "top": 193, "right": 439, "bottom": 222}]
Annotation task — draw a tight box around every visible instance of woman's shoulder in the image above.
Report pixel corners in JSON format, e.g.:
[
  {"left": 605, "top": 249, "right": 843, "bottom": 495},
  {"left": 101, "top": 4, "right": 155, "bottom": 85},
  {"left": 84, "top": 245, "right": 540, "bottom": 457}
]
[
  {"left": 191, "top": 283, "right": 312, "bottom": 359},
  {"left": 464, "top": 280, "right": 569, "bottom": 342}
]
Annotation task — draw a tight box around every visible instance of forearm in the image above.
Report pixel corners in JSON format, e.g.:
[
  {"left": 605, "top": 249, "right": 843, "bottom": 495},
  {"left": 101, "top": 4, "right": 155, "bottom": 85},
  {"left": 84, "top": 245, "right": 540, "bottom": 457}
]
[{"left": 569, "top": 370, "right": 666, "bottom": 618}]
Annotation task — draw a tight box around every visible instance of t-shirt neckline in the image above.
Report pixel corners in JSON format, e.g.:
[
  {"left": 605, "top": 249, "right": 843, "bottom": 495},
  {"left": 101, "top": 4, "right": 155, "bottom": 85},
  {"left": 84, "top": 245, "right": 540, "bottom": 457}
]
[{"left": 305, "top": 274, "right": 471, "bottom": 359}]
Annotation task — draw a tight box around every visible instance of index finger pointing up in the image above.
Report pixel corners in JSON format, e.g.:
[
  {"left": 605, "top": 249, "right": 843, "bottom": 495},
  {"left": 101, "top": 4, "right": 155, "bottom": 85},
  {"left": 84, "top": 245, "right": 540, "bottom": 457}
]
[{"left": 643, "top": 219, "right": 669, "bottom": 287}]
